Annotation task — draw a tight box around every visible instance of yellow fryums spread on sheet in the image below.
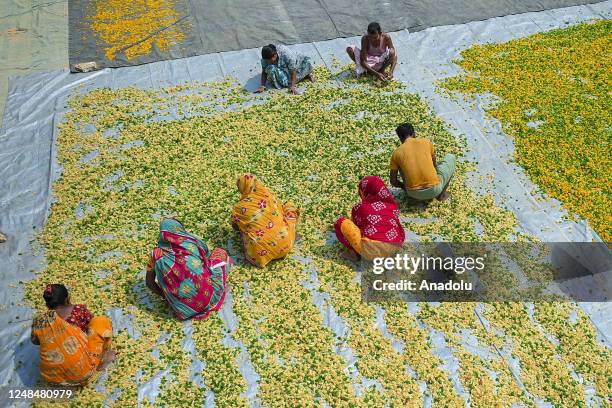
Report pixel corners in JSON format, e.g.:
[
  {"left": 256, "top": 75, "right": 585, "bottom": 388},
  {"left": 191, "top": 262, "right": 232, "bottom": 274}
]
[
  {"left": 89, "top": 0, "right": 187, "bottom": 61},
  {"left": 28, "top": 64, "right": 608, "bottom": 407},
  {"left": 442, "top": 20, "right": 612, "bottom": 241}
]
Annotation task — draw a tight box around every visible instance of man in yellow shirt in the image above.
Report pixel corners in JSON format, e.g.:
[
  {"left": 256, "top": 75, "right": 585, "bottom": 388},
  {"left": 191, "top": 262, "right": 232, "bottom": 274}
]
[{"left": 389, "top": 123, "right": 456, "bottom": 201}]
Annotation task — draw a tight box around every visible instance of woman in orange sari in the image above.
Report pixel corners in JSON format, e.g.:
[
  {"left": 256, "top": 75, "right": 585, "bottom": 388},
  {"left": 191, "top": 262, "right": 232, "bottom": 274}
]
[
  {"left": 231, "top": 174, "right": 300, "bottom": 267},
  {"left": 31, "top": 284, "right": 115, "bottom": 386}
]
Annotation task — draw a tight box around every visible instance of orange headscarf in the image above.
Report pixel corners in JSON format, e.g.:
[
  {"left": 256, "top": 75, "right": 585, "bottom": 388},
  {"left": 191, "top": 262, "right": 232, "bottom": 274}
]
[{"left": 237, "top": 173, "right": 259, "bottom": 198}]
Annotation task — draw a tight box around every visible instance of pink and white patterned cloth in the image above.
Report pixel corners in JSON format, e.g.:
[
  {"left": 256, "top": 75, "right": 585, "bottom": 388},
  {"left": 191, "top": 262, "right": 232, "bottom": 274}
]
[{"left": 348, "top": 44, "right": 391, "bottom": 75}]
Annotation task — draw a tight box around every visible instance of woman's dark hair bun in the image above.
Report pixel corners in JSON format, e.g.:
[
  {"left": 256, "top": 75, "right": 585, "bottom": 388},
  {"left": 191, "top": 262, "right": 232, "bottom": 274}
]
[
  {"left": 43, "top": 284, "right": 69, "bottom": 309},
  {"left": 261, "top": 44, "right": 277, "bottom": 60}
]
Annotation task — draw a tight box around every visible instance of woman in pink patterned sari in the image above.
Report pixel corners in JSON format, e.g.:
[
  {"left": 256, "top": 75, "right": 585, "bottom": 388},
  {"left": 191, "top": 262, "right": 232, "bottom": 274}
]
[{"left": 146, "top": 219, "right": 231, "bottom": 320}]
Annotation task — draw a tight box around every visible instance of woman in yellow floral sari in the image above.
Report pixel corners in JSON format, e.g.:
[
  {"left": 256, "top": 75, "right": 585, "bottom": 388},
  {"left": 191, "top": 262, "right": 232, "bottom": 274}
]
[
  {"left": 31, "top": 284, "right": 115, "bottom": 386},
  {"left": 231, "top": 174, "right": 300, "bottom": 267}
]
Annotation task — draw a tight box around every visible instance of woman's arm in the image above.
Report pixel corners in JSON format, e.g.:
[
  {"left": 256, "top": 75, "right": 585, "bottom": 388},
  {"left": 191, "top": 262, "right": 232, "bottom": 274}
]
[
  {"left": 389, "top": 169, "right": 405, "bottom": 190},
  {"left": 255, "top": 72, "right": 267, "bottom": 93},
  {"left": 146, "top": 259, "right": 165, "bottom": 298},
  {"left": 385, "top": 34, "right": 397, "bottom": 77},
  {"left": 288, "top": 70, "right": 298, "bottom": 94}
]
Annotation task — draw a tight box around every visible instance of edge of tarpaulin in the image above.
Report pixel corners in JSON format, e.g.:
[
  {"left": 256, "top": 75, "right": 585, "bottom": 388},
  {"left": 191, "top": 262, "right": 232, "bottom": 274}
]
[
  {"left": 66, "top": 0, "right": 609, "bottom": 72},
  {"left": 1, "top": 2, "right": 610, "bottom": 402}
]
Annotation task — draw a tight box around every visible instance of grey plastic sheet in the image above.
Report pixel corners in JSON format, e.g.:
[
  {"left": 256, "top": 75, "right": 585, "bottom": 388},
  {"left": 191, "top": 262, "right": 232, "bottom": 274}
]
[
  {"left": 2, "top": 2, "right": 612, "bottom": 404},
  {"left": 68, "top": 0, "right": 606, "bottom": 71}
]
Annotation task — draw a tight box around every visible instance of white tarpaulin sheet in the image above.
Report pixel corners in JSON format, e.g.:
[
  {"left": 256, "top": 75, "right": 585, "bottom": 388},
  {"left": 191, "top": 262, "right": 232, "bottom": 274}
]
[{"left": 1, "top": 2, "right": 611, "bottom": 405}]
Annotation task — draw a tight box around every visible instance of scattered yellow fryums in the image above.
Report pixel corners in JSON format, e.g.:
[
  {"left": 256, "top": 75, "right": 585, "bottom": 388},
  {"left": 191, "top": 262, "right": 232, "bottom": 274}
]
[
  {"left": 89, "top": 0, "right": 187, "bottom": 61},
  {"left": 534, "top": 302, "right": 611, "bottom": 400},
  {"left": 27, "top": 62, "right": 607, "bottom": 407},
  {"left": 442, "top": 20, "right": 612, "bottom": 241}
]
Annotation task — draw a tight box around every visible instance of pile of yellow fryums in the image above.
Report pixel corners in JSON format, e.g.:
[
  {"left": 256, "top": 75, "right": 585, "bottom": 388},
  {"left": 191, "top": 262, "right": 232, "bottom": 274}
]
[
  {"left": 89, "top": 0, "right": 187, "bottom": 61},
  {"left": 27, "top": 61, "right": 609, "bottom": 407},
  {"left": 442, "top": 20, "right": 611, "bottom": 241}
]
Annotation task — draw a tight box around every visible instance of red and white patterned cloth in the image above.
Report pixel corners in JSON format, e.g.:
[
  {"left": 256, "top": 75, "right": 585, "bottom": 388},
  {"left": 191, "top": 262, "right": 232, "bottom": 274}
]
[
  {"left": 351, "top": 176, "right": 405, "bottom": 244},
  {"left": 66, "top": 304, "right": 93, "bottom": 333}
]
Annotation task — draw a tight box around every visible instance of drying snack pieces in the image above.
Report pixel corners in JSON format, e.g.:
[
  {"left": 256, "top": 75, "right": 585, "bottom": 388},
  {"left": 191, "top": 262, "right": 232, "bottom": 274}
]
[
  {"left": 442, "top": 20, "right": 611, "bottom": 241},
  {"left": 27, "top": 62, "right": 608, "bottom": 406},
  {"left": 89, "top": 0, "right": 187, "bottom": 61}
]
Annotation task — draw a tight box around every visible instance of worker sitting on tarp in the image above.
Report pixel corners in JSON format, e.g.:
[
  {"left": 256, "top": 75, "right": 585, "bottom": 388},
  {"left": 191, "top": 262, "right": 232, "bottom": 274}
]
[
  {"left": 389, "top": 123, "right": 456, "bottom": 201},
  {"left": 346, "top": 22, "right": 397, "bottom": 81},
  {"left": 31, "top": 284, "right": 116, "bottom": 386},
  {"left": 255, "top": 44, "right": 315, "bottom": 95},
  {"left": 335, "top": 176, "right": 405, "bottom": 261},
  {"left": 231, "top": 174, "right": 300, "bottom": 268},
  {"left": 146, "top": 218, "right": 231, "bottom": 320}
]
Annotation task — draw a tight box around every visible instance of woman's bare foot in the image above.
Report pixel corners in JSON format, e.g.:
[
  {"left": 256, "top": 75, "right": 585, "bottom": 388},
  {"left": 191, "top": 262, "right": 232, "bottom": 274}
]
[
  {"left": 436, "top": 191, "right": 451, "bottom": 201},
  {"left": 98, "top": 350, "right": 117, "bottom": 371}
]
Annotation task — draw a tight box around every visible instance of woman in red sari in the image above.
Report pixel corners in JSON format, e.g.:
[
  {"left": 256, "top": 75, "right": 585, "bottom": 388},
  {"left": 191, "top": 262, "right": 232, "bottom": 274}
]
[{"left": 335, "top": 176, "right": 405, "bottom": 260}]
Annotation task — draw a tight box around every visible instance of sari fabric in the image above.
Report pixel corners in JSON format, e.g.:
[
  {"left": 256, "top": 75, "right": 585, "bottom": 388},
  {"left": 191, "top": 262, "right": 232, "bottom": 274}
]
[
  {"left": 31, "top": 311, "right": 112, "bottom": 386},
  {"left": 348, "top": 43, "right": 392, "bottom": 76},
  {"left": 335, "top": 176, "right": 405, "bottom": 259},
  {"left": 149, "top": 219, "right": 230, "bottom": 320},
  {"left": 66, "top": 304, "right": 93, "bottom": 333},
  {"left": 232, "top": 174, "right": 299, "bottom": 267},
  {"left": 261, "top": 45, "right": 313, "bottom": 89}
]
